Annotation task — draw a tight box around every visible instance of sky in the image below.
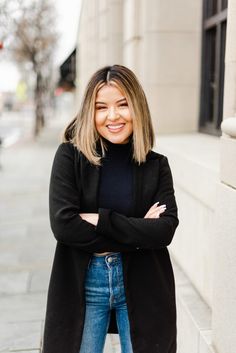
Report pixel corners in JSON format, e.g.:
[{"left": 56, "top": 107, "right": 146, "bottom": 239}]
[{"left": 0, "top": 0, "right": 82, "bottom": 92}]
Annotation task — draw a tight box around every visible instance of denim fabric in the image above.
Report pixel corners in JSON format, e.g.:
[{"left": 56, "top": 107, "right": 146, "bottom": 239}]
[{"left": 79, "top": 253, "right": 133, "bottom": 353}]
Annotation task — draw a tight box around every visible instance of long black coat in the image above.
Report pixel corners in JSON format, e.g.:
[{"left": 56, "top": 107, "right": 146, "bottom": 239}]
[{"left": 42, "top": 142, "right": 179, "bottom": 353}]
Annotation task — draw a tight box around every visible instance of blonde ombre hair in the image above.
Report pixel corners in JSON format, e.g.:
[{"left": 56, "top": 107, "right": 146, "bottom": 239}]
[{"left": 63, "top": 64, "right": 155, "bottom": 166}]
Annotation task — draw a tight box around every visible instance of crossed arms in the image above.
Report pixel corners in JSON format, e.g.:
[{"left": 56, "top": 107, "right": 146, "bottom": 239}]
[{"left": 49, "top": 143, "right": 179, "bottom": 253}]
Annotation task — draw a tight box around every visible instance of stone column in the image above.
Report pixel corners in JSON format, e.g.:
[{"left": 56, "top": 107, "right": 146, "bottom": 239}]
[
  {"left": 212, "top": 1, "right": 236, "bottom": 352},
  {"left": 139, "top": 0, "right": 202, "bottom": 134},
  {"left": 123, "top": 0, "right": 142, "bottom": 76},
  {"left": 76, "top": 0, "right": 124, "bottom": 107},
  {"left": 107, "top": 0, "right": 123, "bottom": 65}
]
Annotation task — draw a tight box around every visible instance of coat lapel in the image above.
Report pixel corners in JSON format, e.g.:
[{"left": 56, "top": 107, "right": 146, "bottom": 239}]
[
  {"left": 133, "top": 156, "right": 160, "bottom": 217},
  {"left": 77, "top": 153, "right": 100, "bottom": 212}
]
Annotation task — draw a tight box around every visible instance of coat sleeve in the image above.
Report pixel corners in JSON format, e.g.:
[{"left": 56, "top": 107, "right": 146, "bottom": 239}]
[
  {"left": 96, "top": 156, "right": 179, "bottom": 249},
  {"left": 49, "top": 143, "right": 137, "bottom": 253}
]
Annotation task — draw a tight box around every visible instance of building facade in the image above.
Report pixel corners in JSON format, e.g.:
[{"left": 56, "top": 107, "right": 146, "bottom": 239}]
[{"left": 76, "top": 1, "right": 236, "bottom": 352}]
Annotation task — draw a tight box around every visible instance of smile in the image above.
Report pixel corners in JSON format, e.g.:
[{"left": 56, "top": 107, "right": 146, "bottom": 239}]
[{"left": 107, "top": 123, "right": 125, "bottom": 132}]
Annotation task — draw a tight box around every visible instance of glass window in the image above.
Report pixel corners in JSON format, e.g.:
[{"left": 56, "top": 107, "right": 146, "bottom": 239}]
[
  {"left": 199, "top": 0, "right": 227, "bottom": 135},
  {"left": 206, "top": 0, "right": 218, "bottom": 17},
  {"left": 221, "top": 0, "right": 228, "bottom": 10}
]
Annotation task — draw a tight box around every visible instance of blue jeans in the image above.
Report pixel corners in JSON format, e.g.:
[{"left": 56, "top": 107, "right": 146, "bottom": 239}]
[{"left": 79, "top": 252, "right": 133, "bottom": 353}]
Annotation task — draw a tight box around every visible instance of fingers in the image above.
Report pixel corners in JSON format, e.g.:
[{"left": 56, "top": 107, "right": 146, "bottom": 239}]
[
  {"left": 145, "top": 202, "right": 159, "bottom": 216},
  {"left": 149, "top": 204, "right": 166, "bottom": 215},
  {"left": 79, "top": 213, "right": 87, "bottom": 220},
  {"left": 150, "top": 201, "right": 159, "bottom": 209},
  {"left": 144, "top": 204, "right": 167, "bottom": 219}
]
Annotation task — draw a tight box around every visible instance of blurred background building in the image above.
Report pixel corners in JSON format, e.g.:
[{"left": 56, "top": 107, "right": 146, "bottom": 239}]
[{"left": 75, "top": 1, "right": 236, "bottom": 353}]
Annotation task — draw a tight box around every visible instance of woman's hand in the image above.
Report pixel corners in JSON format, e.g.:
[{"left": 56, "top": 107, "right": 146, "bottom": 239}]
[
  {"left": 79, "top": 213, "right": 99, "bottom": 226},
  {"left": 144, "top": 202, "right": 166, "bottom": 219}
]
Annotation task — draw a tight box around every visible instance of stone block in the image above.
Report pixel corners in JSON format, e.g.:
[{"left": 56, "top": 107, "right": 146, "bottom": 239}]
[
  {"left": 157, "top": 134, "right": 220, "bottom": 306},
  {"left": 146, "top": 85, "right": 199, "bottom": 133},
  {"left": 142, "top": 32, "right": 201, "bottom": 86},
  {"left": 212, "top": 183, "right": 236, "bottom": 353},
  {"left": 172, "top": 257, "right": 212, "bottom": 353},
  {"left": 220, "top": 135, "right": 236, "bottom": 189},
  {"left": 145, "top": 0, "right": 202, "bottom": 32}
]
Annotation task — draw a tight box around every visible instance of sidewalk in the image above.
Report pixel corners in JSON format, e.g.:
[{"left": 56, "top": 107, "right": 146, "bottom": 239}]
[{"left": 0, "top": 115, "right": 120, "bottom": 353}]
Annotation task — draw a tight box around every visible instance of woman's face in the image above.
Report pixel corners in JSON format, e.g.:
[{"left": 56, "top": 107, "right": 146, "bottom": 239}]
[{"left": 95, "top": 83, "right": 133, "bottom": 144}]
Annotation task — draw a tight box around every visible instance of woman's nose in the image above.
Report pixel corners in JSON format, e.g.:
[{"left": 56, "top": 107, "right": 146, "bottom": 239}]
[{"left": 107, "top": 107, "right": 120, "bottom": 120}]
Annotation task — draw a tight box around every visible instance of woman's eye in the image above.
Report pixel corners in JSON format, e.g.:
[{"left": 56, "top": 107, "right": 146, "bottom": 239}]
[
  {"left": 119, "top": 103, "right": 128, "bottom": 107},
  {"left": 96, "top": 106, "right": 106, "bottom": 110}
]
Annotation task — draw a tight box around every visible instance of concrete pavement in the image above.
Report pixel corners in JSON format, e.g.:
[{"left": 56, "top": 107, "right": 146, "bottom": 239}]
[{"left": 0, "top": 114, "right": 120, "bottom": 353}]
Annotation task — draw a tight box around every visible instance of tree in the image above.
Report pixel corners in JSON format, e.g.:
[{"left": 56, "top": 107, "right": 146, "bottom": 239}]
[{"left": 0, "top": 0, "right": 58, "bottom": 136}]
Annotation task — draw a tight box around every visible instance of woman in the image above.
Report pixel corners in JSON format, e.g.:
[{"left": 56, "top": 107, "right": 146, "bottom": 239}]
[{"left": 42, "top": 64, "right": 179, "bottom": 353}]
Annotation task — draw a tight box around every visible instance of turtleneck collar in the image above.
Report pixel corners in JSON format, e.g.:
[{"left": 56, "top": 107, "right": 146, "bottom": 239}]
[
  {"left": 104, "top": 137, "right": 132, "bottom": 148},
  {"left": 102, "top": 137, "right": 133, "bottom": 160}
]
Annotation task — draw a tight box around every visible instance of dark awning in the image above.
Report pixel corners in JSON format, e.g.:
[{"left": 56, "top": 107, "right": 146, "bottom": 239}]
[{"left": 58, "top": 48, "right": 76, "bottom": 91}]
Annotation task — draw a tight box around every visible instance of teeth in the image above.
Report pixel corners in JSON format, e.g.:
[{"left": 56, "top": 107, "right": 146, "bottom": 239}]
[{"left": 107, "top": 124, "right": 124, "bottom": 130}]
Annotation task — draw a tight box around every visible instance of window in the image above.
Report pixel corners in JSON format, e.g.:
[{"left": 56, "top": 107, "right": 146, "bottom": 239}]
[{"left": 199, "top": 0, "right": 227, "bottom": 135}]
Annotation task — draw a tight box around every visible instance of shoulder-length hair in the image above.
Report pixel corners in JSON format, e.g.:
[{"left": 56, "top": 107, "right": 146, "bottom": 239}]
[{"left": 62, "top": 64, "right": 155, "bottom": 166}]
